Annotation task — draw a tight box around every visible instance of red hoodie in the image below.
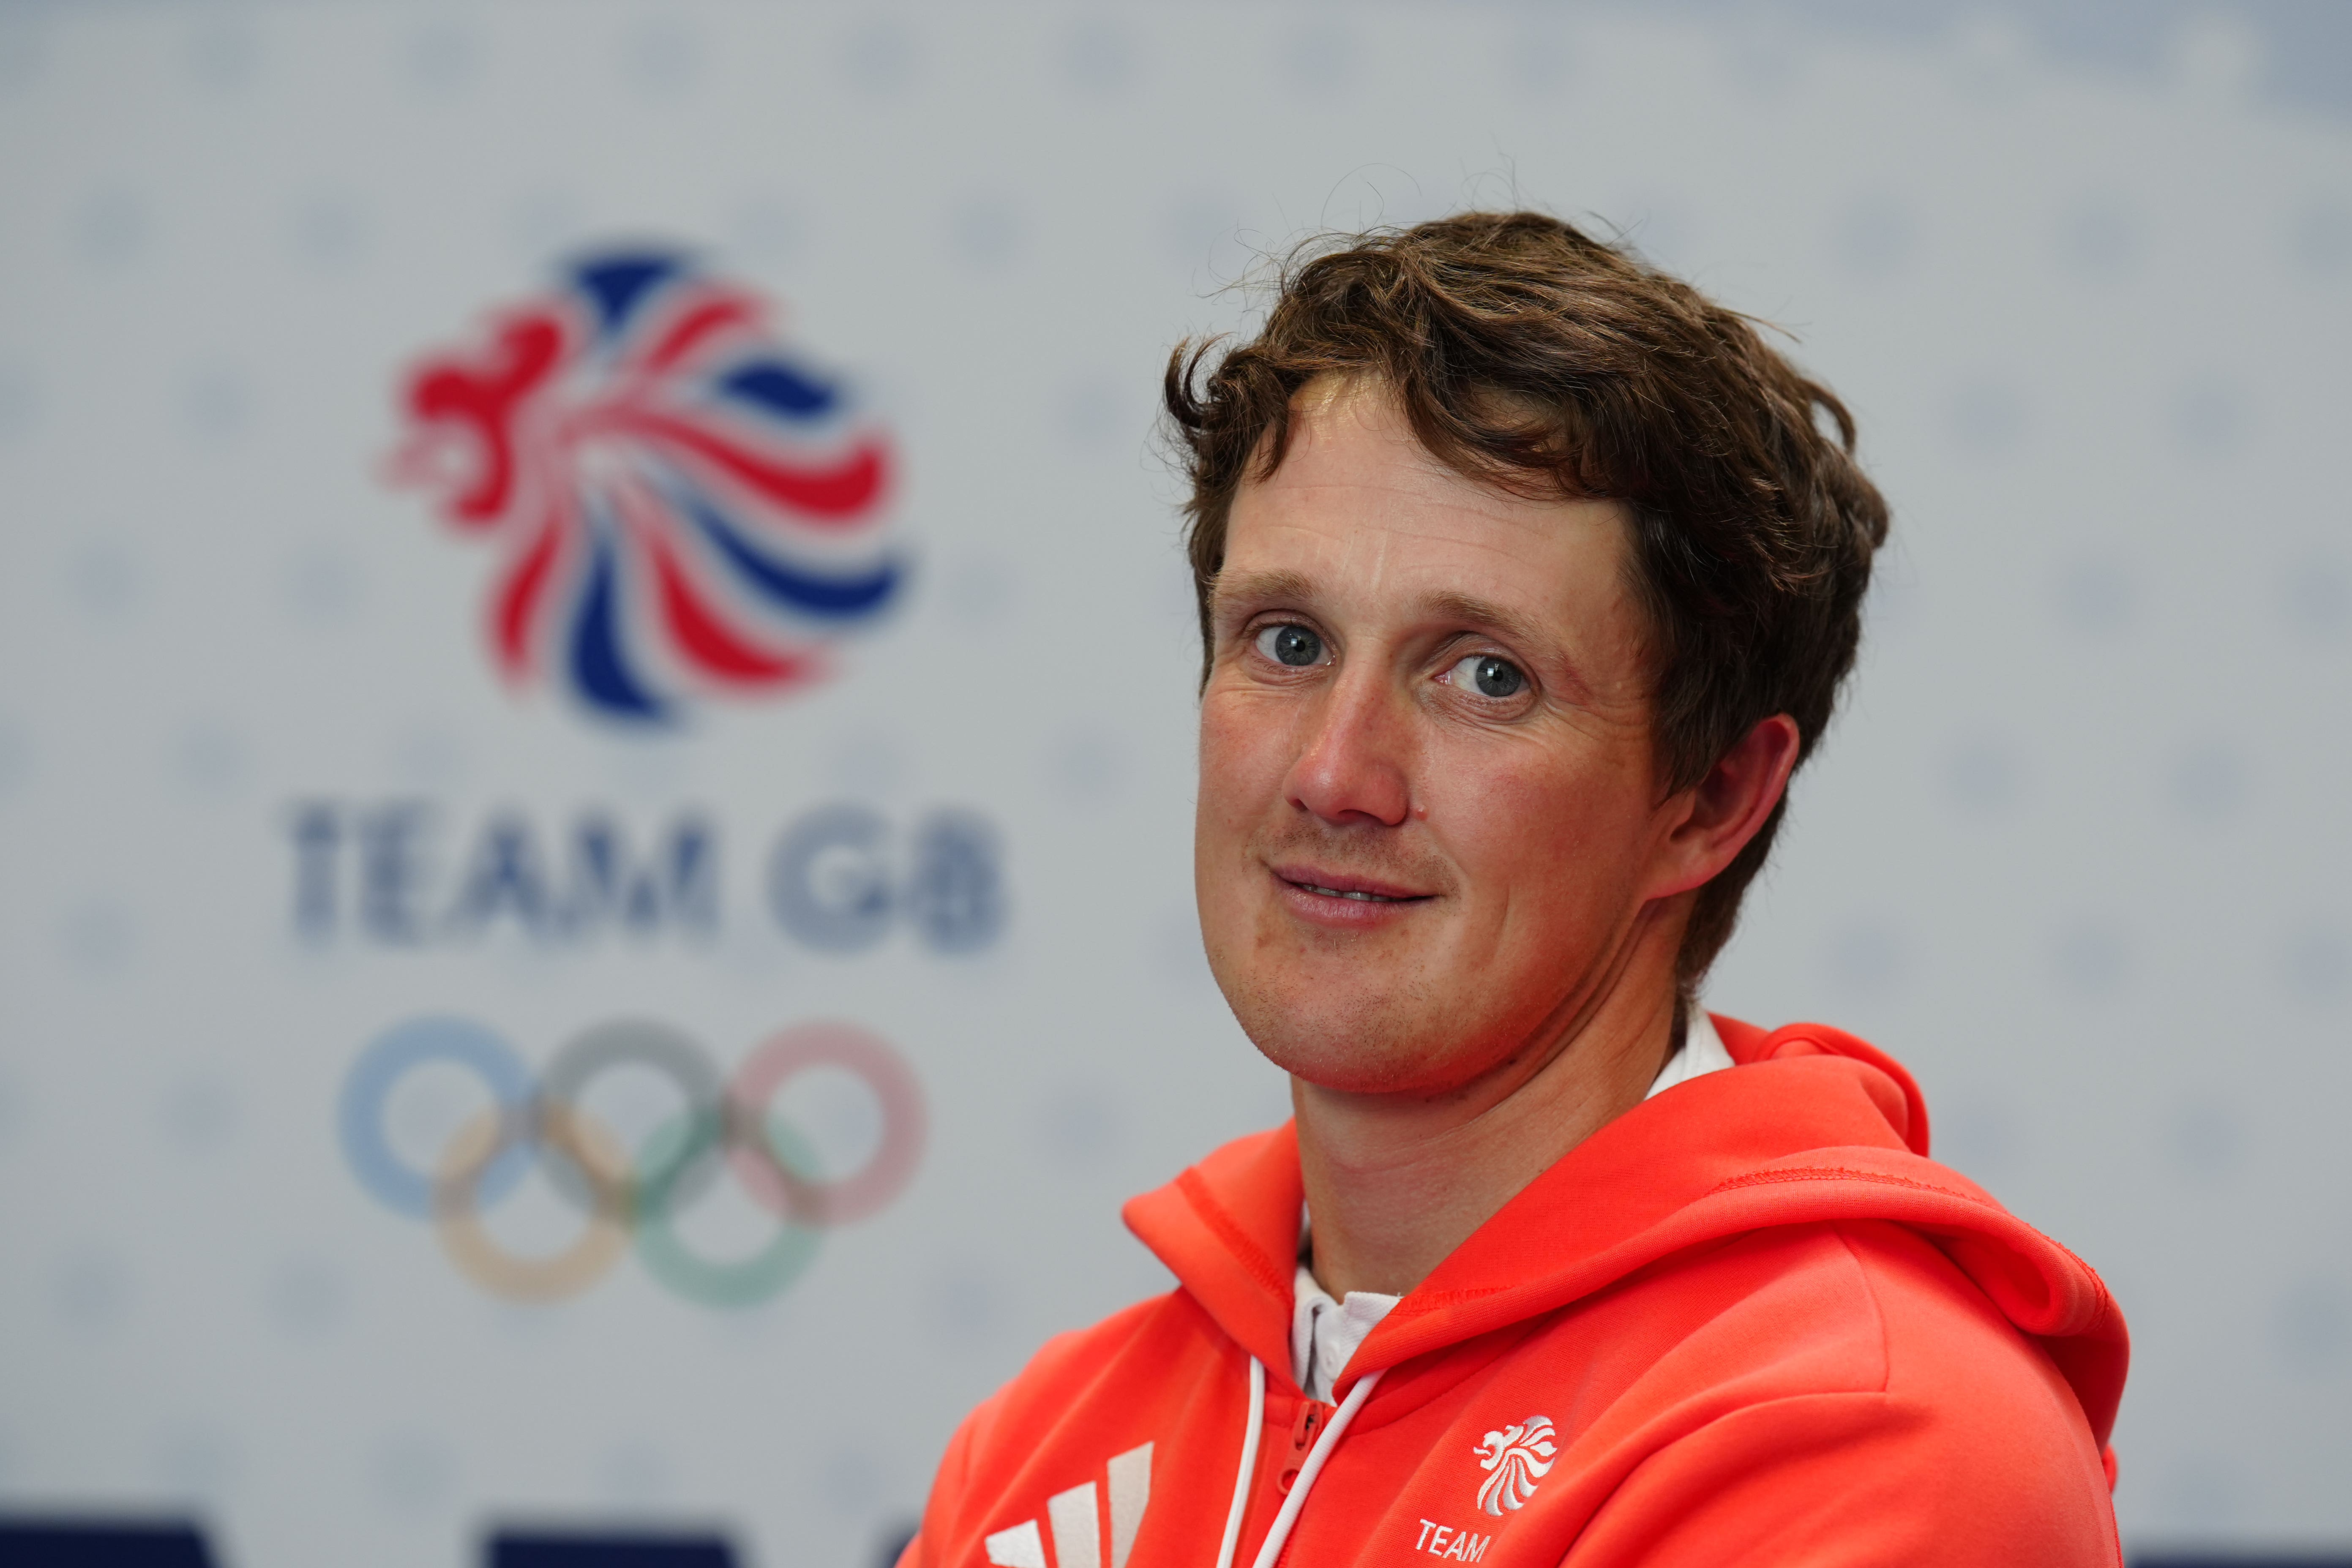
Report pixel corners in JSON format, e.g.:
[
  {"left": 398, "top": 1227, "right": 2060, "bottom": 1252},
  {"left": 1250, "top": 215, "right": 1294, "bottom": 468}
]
[{"left": 901, "top": 1017, "right": 2128, "bottom": 1568}]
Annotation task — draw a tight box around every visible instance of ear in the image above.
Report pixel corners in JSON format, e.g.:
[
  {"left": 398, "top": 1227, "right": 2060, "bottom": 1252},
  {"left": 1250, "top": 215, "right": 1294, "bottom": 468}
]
[{"left": 1643, "top": 714, "right": 1802, "bottom": 902}]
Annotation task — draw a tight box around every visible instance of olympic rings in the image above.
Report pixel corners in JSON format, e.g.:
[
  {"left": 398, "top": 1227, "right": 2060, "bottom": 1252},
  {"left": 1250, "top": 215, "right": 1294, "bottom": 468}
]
[
  {"left": 728, "top": 1022, "right": 926, "bottom": 1225},
  {"left": 435, "top": 1104, "right": 632, "bottom": 1301},
  {"left": 634, "top": 1110, "right": 824, "bottom": 1308},
  {"left": 538, "top": 1020, "right": 728, "bottom": 1221},
  {"left": 339, "top": 1016, "right": 534, "bottom": 1219},
  {"left": 340, "top": 1016, "right": 925, "bottom": 1307}
]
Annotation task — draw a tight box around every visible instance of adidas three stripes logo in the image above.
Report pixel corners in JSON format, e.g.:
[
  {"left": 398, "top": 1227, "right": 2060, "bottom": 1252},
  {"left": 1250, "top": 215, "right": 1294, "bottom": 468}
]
[{"left": 983, "top": 1442, "right": 1153, "bottom": 1568}]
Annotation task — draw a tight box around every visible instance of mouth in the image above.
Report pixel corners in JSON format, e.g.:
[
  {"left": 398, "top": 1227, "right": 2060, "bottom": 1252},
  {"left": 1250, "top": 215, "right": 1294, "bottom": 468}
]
[
  {"left": 1293, "top": 882, "right": 1411, "bottom": 903},
  {"left": 1269, "top": 864, "right": 1435, "bottom": 905}
]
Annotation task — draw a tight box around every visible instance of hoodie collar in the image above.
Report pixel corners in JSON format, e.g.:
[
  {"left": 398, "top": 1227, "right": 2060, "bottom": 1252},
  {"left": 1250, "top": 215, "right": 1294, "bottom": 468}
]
[{"left": 1124, "top": 1017, "right": 2126, "bottom": 1448}]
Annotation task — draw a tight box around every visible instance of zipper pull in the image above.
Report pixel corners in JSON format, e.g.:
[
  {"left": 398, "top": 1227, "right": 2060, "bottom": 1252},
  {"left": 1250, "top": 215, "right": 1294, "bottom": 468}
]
[
  {"left": 1275, "top": 1396, "right": 1334, "bottom": 1493},
  {"left": 1291, "top": 1398, "right": 1329, "bottom": 1452}
]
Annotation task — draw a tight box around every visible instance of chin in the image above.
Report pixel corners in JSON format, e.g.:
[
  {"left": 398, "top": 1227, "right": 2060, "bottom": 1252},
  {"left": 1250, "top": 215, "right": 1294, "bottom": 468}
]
[{"left": 1220, "top": 973, "right": 1488, "bottom": 1098}]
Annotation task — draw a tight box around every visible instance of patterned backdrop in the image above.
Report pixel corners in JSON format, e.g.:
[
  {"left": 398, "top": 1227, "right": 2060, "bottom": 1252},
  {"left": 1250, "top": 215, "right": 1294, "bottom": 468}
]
[{"left": 0, "top": 2, "right": 2345, "bottom": 1564}]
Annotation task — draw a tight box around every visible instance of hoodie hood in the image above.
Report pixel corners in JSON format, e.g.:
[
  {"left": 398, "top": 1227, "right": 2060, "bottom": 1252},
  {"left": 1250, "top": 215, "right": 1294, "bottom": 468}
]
[{"left": 1124, "top": 1015, "right": 2128, "bottom": 1453}]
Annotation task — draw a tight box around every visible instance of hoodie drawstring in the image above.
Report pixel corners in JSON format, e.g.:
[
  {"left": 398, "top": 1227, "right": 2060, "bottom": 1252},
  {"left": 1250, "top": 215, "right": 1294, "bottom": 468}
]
[
  {"left": 1217, "top": 1357, "right": 1383, "bottom": 1568},
  {"left": 1214, "top": 1356, "right": 1267, "bottom": 1568}
]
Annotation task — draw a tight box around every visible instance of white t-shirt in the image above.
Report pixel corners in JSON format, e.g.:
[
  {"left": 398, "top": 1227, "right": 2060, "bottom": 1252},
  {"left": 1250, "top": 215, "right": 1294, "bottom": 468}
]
[{"left": 1291, "top": 1011, "right": 1734, "bottom": 1400}]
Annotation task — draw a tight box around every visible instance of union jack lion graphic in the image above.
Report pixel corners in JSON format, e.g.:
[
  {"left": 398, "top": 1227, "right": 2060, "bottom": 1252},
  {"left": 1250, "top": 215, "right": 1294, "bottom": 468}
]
[
  {"left": 1473, "top": 1414, "right": 1558, "bottom": 1516},
  {"left": 390, "top": 249, "right": 901, "bottom": 725}
]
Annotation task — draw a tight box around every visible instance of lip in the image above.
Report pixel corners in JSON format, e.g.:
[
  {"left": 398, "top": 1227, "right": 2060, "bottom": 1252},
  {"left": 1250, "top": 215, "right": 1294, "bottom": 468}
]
[
  {"left": 1268, "top": 862, "right": 1436, "bottom": 927},
  {"left": 1269, "top": 863, "right": 1430, "bottom": 900}
]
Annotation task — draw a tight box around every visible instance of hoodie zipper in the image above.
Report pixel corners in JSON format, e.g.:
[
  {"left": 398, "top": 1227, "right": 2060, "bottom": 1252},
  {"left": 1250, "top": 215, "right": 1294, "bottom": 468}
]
[{"left": 1243, "top": 1366, "right": 1383, "bottom": 1568}]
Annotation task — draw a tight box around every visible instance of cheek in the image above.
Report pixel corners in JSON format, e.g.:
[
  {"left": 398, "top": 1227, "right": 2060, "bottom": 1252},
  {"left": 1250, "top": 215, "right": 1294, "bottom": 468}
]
[
  {"left": 1196, "top": 689, "right": 1291, "bottom": 833},
  {"left": 1433, "top": 740, "right": 1657, "bottom": 910}
]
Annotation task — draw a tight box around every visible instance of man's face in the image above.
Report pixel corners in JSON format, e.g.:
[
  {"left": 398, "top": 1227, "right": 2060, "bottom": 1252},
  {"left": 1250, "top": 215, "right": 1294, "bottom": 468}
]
[{"left": 1195, "top": 382, "right": 1681, "bottom": 1097}]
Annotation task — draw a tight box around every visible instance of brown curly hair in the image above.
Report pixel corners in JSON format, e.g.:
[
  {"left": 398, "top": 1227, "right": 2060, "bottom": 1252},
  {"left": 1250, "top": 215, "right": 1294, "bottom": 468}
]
[{"left": 1162, "top": 211, "right": 1889, "bottom": 989}]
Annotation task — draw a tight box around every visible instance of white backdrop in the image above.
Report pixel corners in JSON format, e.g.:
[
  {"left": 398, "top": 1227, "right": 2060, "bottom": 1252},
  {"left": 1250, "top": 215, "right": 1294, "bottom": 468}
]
[{"left": 0, "top": 3, "right": 2347, "bottom": 1565}]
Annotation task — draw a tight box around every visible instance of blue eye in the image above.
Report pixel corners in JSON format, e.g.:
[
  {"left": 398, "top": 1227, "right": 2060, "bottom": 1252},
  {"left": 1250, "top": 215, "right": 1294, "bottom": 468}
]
[
  {"left": 1255, "top": 624, "right": 1325, "bottom": 667},
  {"left": 1443, "top": 653, "right": 1526, "bottom": 698}
]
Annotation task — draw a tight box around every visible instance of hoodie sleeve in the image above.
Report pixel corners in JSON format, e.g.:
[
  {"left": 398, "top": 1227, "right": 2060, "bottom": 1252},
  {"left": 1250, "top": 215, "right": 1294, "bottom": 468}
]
[
  {"left": 895, "top": 1317, "right": 1125, "bottom": 1568},
  {"left": 1560, "top": 1386, "right": 2122, "bottom": 1568}
]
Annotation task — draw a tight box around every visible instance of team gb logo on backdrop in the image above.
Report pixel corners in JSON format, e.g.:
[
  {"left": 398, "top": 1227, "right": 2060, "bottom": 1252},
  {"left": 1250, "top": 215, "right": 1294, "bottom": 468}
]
[{"left": 390, "top": 249, "right": 903, "bottom": 723}]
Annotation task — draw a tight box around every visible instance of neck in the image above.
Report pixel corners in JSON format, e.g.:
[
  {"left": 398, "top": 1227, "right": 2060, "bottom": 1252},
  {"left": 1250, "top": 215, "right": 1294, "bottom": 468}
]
[{"left": 1293, "top": 903, "right": 1683, "bottom": 1299}]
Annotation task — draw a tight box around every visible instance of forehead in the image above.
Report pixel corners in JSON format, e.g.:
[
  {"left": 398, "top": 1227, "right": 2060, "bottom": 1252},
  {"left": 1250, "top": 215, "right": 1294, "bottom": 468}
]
[{"left": 1221, "top": 382, "right": 1638, "bottom": 646}]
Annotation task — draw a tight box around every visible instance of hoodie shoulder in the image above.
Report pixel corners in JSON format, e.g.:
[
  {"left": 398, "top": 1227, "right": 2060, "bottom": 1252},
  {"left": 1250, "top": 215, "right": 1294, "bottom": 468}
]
[
  {"left": 1550, "top": 1218, "right": 2122, "bottom": 1567},
  {"left": 946, "top": 1290, "right": 1192, "bottom": 1464},
  {"left": 1837, "top": 1217, "right": 2118, "bottom": 1484},
  {"left": 901, "top": 1287, "right": 1233, "bottom": 1564}
]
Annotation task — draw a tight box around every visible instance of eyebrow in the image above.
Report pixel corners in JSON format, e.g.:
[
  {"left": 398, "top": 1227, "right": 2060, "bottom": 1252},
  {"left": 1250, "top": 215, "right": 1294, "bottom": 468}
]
[
  {"left": 1416, "top": 589, "right": 1555, "bottom": 658},
  {"left": 1209, "top": 568, "right": 1319, "bottom": 617}
]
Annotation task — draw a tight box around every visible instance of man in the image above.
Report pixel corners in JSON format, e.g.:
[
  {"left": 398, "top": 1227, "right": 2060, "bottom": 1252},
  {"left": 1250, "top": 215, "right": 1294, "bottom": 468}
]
[{"left": 901, "top": 213, "right": 2127, "bottom": 1567}]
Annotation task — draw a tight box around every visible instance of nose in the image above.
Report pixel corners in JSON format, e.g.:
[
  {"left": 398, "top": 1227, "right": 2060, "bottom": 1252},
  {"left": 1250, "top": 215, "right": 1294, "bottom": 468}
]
[{"left": 1283, "top": 661, "right": 1414, "bottom": 827}]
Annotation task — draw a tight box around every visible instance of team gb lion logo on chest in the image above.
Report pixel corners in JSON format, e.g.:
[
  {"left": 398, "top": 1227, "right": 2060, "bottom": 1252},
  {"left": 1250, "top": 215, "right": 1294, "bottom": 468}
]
[{"left": 1474, "top": 1415, "right": 1558, "bottom": 1515}]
